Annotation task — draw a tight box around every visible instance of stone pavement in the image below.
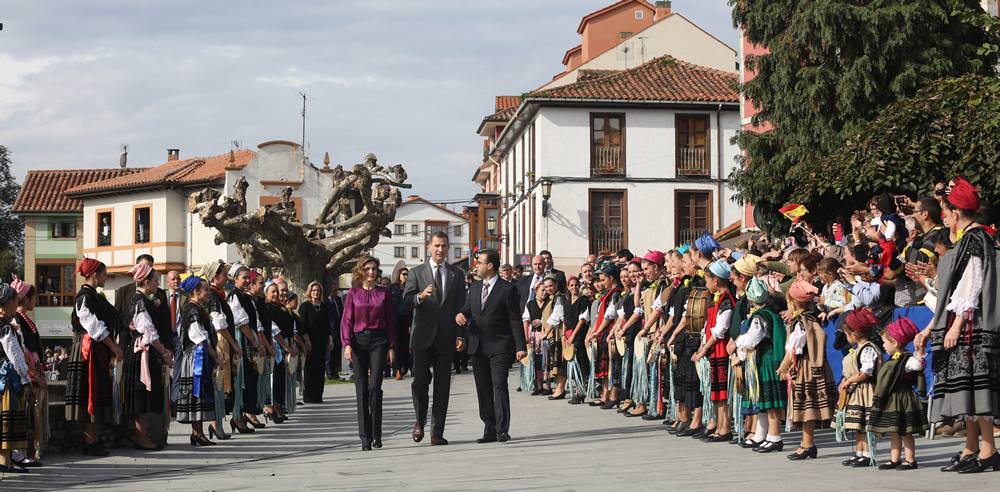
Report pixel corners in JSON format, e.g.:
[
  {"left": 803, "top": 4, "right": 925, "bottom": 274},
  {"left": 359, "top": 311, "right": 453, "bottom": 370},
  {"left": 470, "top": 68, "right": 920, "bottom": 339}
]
[{"left": 2, "top": 371, "right": 998, "bottom": 491}]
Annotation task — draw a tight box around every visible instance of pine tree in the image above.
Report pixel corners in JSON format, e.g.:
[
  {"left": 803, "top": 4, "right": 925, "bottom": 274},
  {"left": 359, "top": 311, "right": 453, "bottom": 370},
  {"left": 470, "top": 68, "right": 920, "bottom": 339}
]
[
  {"left": 729, "top": 0, "right": 998, "bottom": 231},
  {"left": 0, "top": 145, "right": 24, "bottom": 279}
]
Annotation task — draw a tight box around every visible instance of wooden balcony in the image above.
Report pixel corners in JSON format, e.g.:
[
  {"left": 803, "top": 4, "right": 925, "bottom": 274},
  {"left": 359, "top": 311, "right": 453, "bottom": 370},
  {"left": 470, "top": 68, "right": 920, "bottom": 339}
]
[
  {"left": 676, "top": 228, "right": 701, "bottom": 246},
  {"left": 591, "top": 146, "right": 624, "bottom": 176},
  {"left": 590, "top": 227, "right": 625, "bottom": 255},
  {"left": 676, "top": 147, "right": 710, "bottom": 177}
]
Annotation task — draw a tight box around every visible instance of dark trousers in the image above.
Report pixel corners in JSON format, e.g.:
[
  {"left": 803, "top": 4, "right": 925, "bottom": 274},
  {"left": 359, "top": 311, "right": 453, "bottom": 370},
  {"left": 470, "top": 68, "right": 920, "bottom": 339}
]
[
  {"left": 350, "top": 330, "right": 388, "bottom": 441},
  {"left": 304, "top": 341, "right": 327, "bottom": 403},
  {"left": 410, "top": 332, "right": 453, "bottom": 438},
  {"left": 471, "top": 351, "right": 515, "bottom": 436},
  {"left": 327, "top": 338, "right": 343, "bottom": 378},
  {"left": 392, "top": 322, "right": 411, "bottom": 376}
]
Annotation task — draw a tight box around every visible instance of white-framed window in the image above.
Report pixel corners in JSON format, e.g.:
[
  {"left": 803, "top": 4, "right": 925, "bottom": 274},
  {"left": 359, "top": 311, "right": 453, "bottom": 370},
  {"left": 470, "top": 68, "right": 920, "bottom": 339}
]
[
  {"left": 394, "top": 224, "right": 405, "bottom": 235},
  {"left": 634, "top": 10, "right": 644, "bottom": 20},
  {"left": 410, "top": 247, "right": 419, "bottom": 258},
  {"left": 394, "top": 246, "right": 404, "bottom": 258},
  {"left": 411, "top": 224, "right": 419, "bottom": 235},
  {"left": 452, "top": 225, "right": 462, "bottom": 237}
]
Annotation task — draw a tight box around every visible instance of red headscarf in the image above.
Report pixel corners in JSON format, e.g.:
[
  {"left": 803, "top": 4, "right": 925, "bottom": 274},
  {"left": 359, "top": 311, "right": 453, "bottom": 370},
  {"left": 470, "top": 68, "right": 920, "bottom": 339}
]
[
  {"left": 886, "top": 317, "right": 919, "bottom": 347},
  {"left": 76, "top": 258, "right": 102, "bottom": 277},
  {"left": 129, "top": 262, "right": 153, "bottom": 282},
  {"left": 788, "top": 280, "right": 818, "bottom": 303},
  {"left": 948, "top": 176, "right": 980, "bottom": 211},
  {"left": 845, "top": 308, "right": 878, "bottom": 335}
]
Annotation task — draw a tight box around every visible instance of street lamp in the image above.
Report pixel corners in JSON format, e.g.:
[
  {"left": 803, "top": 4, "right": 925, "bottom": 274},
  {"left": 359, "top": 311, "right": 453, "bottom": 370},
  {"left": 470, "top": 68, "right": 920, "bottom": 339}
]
[
  {"left": 541, "top": 179, "right": 552, "bottom": 217},
  {"left": 486, "top": 214, "right": 497, "bottom": 236}
]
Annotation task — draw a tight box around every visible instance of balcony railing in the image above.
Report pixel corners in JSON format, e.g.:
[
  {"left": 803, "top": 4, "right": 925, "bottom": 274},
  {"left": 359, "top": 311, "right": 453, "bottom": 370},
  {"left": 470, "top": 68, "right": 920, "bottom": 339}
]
[
  {"left": 676, "top": 228, "right": 702, "bottom": 246},
  {"left": 676, "top": 147, "right": 710, "bottom": 177},
  {"left": 590, "top": 227, "right": 625, "bottom": 255},
  {"left": 591, "top": 146, "right": 624, "bottom": 176}
]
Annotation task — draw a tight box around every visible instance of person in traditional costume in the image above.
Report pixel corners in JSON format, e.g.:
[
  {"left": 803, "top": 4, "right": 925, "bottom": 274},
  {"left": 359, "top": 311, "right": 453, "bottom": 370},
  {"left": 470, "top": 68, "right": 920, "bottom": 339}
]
[
  {"left": 838, "top": 308, "right": 882, "bottom": 468},
  {"left": 227, "top": 264, "right": 264, "bottom": 431},
  {"left": 915, "top": 176, "right": 1000, "bottom": 474},
  {"left": 0, "top": 282, "right": 32, "bottom": 473},
  {"left": 612, "top": 261, "right": 644, "bottom": 414},
  {"left": 778, "top": 279, "right": 836, "bottom": 461},
  {"left": 868, "top": 317, "right": 927, "bottom": 470},
  {"left": 243, "top": 270, "right": 269, "bottom": 428},
  {"left": 172, "top": 275, "right": 221, "bottom": 446},
  {"left": 631, "top": 251, "right": 670, "bottom": 419},
  {"left": 285, "top": 291, "right": 305, "bottom": 411},
  {"left": 652, "top": 250, "right": 685, "bottom": 426},
  {"left": 734, "top": 276, "right": 787, "bottom": 452},
  {"left": 10, "top": 277, "right": 45, "bottom": 468},
  {"left": 585, "top": 264, "right": 622, "bottom": 408},
  {"left": 542, "top": 276, "right": 568, "bottom": 399},
  {"left": 200, "top": 260, "right": 242, "bottom": 440},
  {"left": 522, "top": 282, "right": 552, "bottom": 395},
  {"left": 121, "top": 263, "right": 174, "bottom": 450},
  {"left": 563, "top": 275, "right": 591, "bottom": 404},
  {"left": 665, "top": 252, "right": 706, "bottom": 437},
  {"left": 268, "top": 282, "right": 298, "bottom": 423},
  {"left": 66, "top": 259, "right": 124, "bottom": 456},
  {"left": 725, "top": 253, "right": 757, "bottom": 442},
  {"left": 692, "top": 260, "right": 736, "bottom": 442}
]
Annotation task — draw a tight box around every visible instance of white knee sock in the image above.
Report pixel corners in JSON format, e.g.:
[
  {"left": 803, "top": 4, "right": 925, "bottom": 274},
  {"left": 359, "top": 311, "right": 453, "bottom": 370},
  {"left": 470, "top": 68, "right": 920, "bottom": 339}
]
[{"left": 753, "top": 414, "right": 768, "bottom": 442}]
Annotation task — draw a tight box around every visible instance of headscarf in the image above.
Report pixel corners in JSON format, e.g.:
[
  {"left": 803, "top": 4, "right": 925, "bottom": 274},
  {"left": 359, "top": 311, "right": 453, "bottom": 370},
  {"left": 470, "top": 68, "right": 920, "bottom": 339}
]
[
  {"left": 10, "top": 275, "right": 30, "bottom": 301},
  {"left": 707, "top": 259, "right": 731, "bottom": 280},
  {"left": 642, "top": 250, "right": 666, "bottom": 267},
  {"left": 844, "top": 308, "right": 878, "bottom": 335},
  {"left": 948, "top": 176, "right": 980, "bottom": 211},
  {"left": 695, "top": 232, "right": 720, "bottom": 256},
  {"left": 543, "top": 273, "right": 559, "bottom": 282},
  {"left": 76, "top": 258, "right": 102, "bottom": 277},
  {"left": 676, "top": 244, "right": 691, "bottom": 255},
  {"left": 200, "top": 259, "right": 226, "bottom": 279},
  {"left": 885, "top": 317, "right": 919, "bottom": 347},
  {"left": 733, "top": 253, "right": 761, "bottom": 277},
  {"left": 746, "top": 277, "right": 769, "bottom": 304},
  {"left": 788, "top": 279, "right": 818, "bottom": 303},
  {"left": 247, "top": 270, "right": 260, "bottom": 283},
  {"left": 601, "top": 264, "right": 620, "bottom": 280},
  {"left": 180, "top": 275, "right": 203, "bottom": 294},
  {"left": 228, "top": 263, "right": 248, "bottom": 278},
  {"left": 129, "top": 262, "right": 153, "bottom": 282},
  {"left": 0, "top": 283, "right": 15, "bottom": 305}
]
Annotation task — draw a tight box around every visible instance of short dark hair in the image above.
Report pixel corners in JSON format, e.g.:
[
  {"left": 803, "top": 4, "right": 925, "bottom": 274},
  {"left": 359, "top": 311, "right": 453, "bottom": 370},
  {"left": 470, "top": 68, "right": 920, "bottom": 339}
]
[
  {"left": 428, "top": 231, "right": 449, "bottom": 244},
  {"left": 917, "top": 196, "right": 942, "bottom": 224},
  {"left": 616, "top": 249, "right": 633, "bottom": 261},
  {"left": 478, "top": 249, "right": 500, "bottom": 271},
  {"left": 136, "top": 254, "right": 155, "bottom": 265},
  {"left": 539, "top": 250, "right": 552, "bottom": 258}
]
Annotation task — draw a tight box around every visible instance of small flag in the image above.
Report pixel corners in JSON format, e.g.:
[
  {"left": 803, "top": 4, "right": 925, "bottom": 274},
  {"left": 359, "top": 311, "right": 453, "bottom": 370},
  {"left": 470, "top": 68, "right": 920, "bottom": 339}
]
[{"left": 779, "top": 203, "right": 808, "bottom": 223}]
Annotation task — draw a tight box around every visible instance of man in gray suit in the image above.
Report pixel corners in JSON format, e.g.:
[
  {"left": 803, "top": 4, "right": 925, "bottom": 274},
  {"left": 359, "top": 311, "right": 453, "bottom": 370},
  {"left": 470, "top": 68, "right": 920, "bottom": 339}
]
[{"left": 403, "top": 231, "right": 467, "bottom": 445}]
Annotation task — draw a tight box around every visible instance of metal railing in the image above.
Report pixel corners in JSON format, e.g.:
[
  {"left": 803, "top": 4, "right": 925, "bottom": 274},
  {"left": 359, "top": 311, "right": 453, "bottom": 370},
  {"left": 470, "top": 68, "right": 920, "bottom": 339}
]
[
  {"left": 676, "top": 147, "right": 709, "bottom": 176},
  {"left": 591, "top": 146, "right": 624, "bottom": 176},
  {"left": 590, "top": 227, "right": 625, "bottom": 254},
  {"left": 676, "top": 229, "right": 702, "bottom": 245}
]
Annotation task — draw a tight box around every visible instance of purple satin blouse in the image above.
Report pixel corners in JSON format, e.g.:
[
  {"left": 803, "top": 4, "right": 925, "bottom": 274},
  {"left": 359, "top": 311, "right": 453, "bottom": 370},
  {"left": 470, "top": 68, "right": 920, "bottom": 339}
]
[{"left": 340, "top": 286, "right": 396, "bottom": 348}]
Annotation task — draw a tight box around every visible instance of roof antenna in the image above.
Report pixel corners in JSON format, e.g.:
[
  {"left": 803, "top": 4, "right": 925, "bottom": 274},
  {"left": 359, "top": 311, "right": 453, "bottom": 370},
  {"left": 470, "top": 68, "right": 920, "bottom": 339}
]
[
  {"left": 119, "top": 144, "right": 128, "bottom": 168},
  {"left": 298, "top": 92, "right": 307, "bottom": 158}
]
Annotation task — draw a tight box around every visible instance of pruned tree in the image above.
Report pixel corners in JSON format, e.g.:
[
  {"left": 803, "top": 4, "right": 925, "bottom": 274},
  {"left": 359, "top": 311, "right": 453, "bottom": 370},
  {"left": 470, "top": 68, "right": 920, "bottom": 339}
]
[{"left": 192, "top": 153, "right": 409, "bottom": 292}]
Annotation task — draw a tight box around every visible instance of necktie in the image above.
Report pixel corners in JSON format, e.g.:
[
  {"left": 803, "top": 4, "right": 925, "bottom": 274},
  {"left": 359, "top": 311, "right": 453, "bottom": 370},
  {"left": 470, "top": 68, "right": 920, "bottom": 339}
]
[
  {"left": 530, "top": 275, "right": 540, "bottom": 300},
  {"left": 170, "top": 293, "right": 178, "bottom": 332},
  {"left": 434, "top": 264, "right": 444, "bottom": 303},
  {"left": 481, "top": 281, "right": 490, "bottom": 307}
]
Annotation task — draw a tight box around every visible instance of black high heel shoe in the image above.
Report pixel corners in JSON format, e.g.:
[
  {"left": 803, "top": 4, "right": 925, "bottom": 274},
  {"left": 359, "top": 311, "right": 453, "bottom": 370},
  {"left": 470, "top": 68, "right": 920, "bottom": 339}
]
[
  {"left": 941, "top": 451, "right": 978, "bottom": 472},
  {"left": 958, "top": 452, "right": 1000, "bottom": 474},
  {"left": 230, "top": 418, "right": 256, "bottom": 434},
  {"left": 208, "top": 425, "right": 231, "bottom": 440},
  {"left": 753, "top": 440, "right": 783, "bottom": 453},
  {"left": 81, "top": 441, "right": 109, "bottom": 457},
  {"left": 361, "top": 439, "right": 372, "bottom": 451},
  {"left": 245, "top": 415, "right": 266, "bottom": 429},
  {"left": 372, "top": 438, "right": 383, "bottom": 449},
  {"left": 786, "top": 446, "right": 817, "bottom": 460},
  {"left": 190, "top": 434, "right": 216, "bottom": 446}
]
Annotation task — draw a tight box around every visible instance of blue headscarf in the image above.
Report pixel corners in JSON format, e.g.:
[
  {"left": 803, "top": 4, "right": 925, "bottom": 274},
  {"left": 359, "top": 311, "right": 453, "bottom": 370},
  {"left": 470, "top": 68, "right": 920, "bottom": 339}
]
[
  {"left": 707, "top": 260, "right": 731, "bottom": 280},
  {"left": 180, "top": 275, "right": 203, "bottom": 294},
  {"left": 695, "top": 233, "right": 720, "bottom": 256},
  {"left": 0, "top": 283, "right": 14, "bottom": 305},
  {"left": 676, "top": 244, "right": 690, "bottom": 255},
  {"left": 746, "top": 277, "right": 769, "bottom": 304},
  {"left": 601, "top": 264, "right": 620, "bottom": 280}
]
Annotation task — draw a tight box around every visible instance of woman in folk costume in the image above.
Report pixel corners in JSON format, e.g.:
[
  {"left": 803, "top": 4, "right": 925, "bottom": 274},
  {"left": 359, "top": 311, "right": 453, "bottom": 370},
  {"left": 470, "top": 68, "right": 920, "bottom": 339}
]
[
  {"left": 734, "top": 276, "right": 787, "bottom": 453},
  {"left": 692, "top": 259, "right": 736, "bottom": 442},
  {"left": 200, "top": 260, "right": 242, "bottom": 440},
  {"left": 564, "top": 275, "right": 592, "bottom": 405},
  {"left": 227, "top": 264, "right": 264, "bottom": 431},
  {"left": 121, "top": 263, "right": 174, "bottom": 451},
  {"left": 612, "top": 261, "right": 644, "bottom": 414},
  {"left": 651, "top": 250, "right": 685, "bottom": 426},
  {"left": 252, "top": 275, "right": 277, "bottom": 421},
  {"left": 665, "top": 251, "right": 707, "bottom": 437},
  {"left": 585, "top": 264, "right": 622, "bottom": 408},
  {"left": 541, "top": 276, "right": 568, "bottom": 399},
  {"left": 0, "top": 282, "right": 32, "bottom": 473},
  {"left": 777, "top": 279, "right": 837, "bottom": 461},
  {"left": 66, "top": 258, "right": 124, "bottom": 457},
  {"left": 728, "top": 253, "right": 759, "bottom": 444},
  {"left": 285, "top": 291, "right": 305, "bottom": 412},
  {"left": 11, "top": 277, "right": 46, "bottom": 468},
  {"left": 868, "top": 318, "right": 927, "bottom": 470},
  {"left": 267, "top": 283, "right": 298, "bottom": 423},
  {"left": 838, "top": 308, "right": 882, "bottom": 468},
  {"left": 915, "top": 176, "right": 1000, "bottom": 473},
  {"left": 172, "top": 275, "right": 222, "bottom": 446},
  {"left": 630, "top": 250, "right": 670, "bottom": 419},
  {"left": 522, "top": 281, "right": 552, "bottom": 395}
]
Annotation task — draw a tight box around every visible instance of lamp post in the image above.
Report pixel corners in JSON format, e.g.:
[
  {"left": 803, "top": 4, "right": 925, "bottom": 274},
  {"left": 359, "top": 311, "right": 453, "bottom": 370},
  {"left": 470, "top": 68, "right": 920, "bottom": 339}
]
[{"left": 541, "top": 179, "right": 552, "bottom": 217}]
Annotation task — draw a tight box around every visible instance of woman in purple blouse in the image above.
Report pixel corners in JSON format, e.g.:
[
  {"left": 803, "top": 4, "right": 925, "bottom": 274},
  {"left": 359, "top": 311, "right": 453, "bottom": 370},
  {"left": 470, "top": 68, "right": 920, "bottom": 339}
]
[{"left": 341, "top": 256, "right": 396, "bottom": 451}]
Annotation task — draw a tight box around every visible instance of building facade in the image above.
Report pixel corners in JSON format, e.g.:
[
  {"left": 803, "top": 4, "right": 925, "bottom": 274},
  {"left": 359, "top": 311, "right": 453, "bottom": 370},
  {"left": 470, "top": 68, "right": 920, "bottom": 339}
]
[{"left": 371, "top": 196, "right": 469, "bottom": 271}]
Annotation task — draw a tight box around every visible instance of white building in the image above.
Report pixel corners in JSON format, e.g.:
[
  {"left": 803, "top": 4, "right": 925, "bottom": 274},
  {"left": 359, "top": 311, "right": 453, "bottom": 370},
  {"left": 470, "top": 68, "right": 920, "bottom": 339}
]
[
  {"left": 371, "top": 195, "right": 469, "bottom": 271},
  {"left": 487, "top": 55, "right": 741, "bottom": 271}
]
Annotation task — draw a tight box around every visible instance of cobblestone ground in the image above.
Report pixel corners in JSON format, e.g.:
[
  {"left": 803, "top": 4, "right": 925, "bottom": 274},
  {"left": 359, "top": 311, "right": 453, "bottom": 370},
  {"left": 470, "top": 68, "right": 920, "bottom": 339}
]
[{"left": 2, "top": 371, "right": 997, "bottom": 491}]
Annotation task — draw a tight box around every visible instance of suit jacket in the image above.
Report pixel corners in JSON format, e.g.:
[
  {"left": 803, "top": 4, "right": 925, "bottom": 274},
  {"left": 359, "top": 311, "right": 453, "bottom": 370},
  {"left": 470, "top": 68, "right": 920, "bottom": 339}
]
[
  {"left": 462, "top": 278, "right": 526, "bottom": 356},
  {"left": 403, "top": 261, "right": 467, "bottom": 351},
  {"left": 547, "top": 269, "right": 567, "bottom": 293}
]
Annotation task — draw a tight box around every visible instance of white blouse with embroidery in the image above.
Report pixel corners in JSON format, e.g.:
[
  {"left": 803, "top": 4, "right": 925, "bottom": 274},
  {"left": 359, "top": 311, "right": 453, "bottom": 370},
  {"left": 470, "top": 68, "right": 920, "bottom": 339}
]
[
  {"left": 945, "top": 256, "right": 983, "bottom": 319},
  {"left": 75, "top": 297, "right": 110, "bottom": 342}
]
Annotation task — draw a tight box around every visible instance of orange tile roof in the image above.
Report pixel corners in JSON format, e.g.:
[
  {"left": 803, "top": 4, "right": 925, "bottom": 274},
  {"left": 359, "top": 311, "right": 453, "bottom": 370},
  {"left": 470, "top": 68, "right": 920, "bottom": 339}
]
[
  {"left": 495, "top": 96, "right": 521, "bottom": 112},
  {"left": 12, "top": 168, "right": 147, "bottom": 214},
  {"left": 529, "top": 55, "right": 738, "bottom": 103},
  {"left": 65, "top": 149, "right": 255, "bottom": 197},
  {"left": 561, "top": 44, "right": 582, "bottom": 66},
  {"left": 577, "top": 69, "right": 621, "bottom": 82},
  {"left": 577, "top": 0, "right": 655, "bottom": 34}
]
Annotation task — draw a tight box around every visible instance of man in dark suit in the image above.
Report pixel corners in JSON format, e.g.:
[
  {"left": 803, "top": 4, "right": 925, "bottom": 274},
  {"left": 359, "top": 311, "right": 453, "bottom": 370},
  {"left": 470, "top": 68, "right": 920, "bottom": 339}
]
[
  {"left": 516, "top": 255, "right": 546, "bottom": 312},
  {"left": 403, "top": 231, "right": 467, "bottom": 445},
  {"left": 458, "top": 249, "right": 527, "bottom": 443},
  {"left": 539, "top": 250, "right": 567, "bottom": 293},
  {"left": 325, "top": 276, "right": 345, "bottom": 378}
]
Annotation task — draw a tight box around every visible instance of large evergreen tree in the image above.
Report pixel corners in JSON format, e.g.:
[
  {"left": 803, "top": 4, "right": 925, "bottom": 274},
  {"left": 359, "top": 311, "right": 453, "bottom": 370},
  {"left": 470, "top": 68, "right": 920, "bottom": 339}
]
[
  {"left": 0, "top": 145, "right": 24, "bottom": 279},
  {"left": 729, "top": 0, "right": 998, "bottom": 232}
]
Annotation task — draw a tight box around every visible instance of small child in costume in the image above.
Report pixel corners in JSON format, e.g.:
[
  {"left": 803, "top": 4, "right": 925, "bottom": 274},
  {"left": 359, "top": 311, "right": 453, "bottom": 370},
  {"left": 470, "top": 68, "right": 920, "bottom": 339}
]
[{"left": 839, "top": 309, "right": 882, "bottom": 468}]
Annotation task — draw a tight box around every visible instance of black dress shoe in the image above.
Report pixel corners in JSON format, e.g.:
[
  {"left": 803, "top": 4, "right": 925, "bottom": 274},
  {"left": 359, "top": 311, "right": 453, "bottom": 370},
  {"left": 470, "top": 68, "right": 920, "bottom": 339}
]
[
  {"left": 878, "top": 461, "right": 900, "bottom": 470},
  {"left": 531, "top": 389, "right": 542, "bottom": 396},
  {"left": 787, "top": 446, "right": 817, "bottom": 460},
  {"left": 14, "top": 457, "right": 43, "bottom": 467},
  {"left": 941, "top": 452, "right": 979, "bottom": 472},
  {"left": 548, "top": 392, "right": 566, "bottom": 400},
  {"left": 541, "top": 389, "right": 554, "bottom": 396},
  {"left": 676, "top": 425, "right": 698, "bottom": 437},
  {"left": 705, "top": 432, "right": 733, "bottom": 443},
  {"left": 361, "top": 439, "right": 372, "bottom": 451},
  {"left": 897, "top": 461, "right": 919, "bottom": 471},
  {"left": 600, "top": 400, "right": 619, "bottom": 410},
  {"left": 476, "top": 435, "right": 498, "bottom": 444},
  {"left": 753, "top": 440, "right": 783, "bottom": 453},
  {"left": 851, "top": 456, "right": 873, "bottom": 467},
  {"left": 372, "top": 439, "right": 383, "bottom": 449},
  {"left": 430, "top": 436, "right": 449, "bottom": 446},
  {"left": 588, "top": 400, "right": 605, "bottom": 407},
  {"left": 497, "top": 432, "right": 511, "bottom": 442},
  {"left": 842, "top": 456, "right": 864, "bottom": 467},
  {"left": 958, "top": 452, "right": 1000, "bottom": 474},
  {"left": 412, "top": 423, "right": 425, "bottom": 443},
  {"left": 568, "top": 396, "right": 584, "bottom": 405},
  {"left": 0, "top": 464, "right": 28, "bottom": 474},
  {"left": 641, "top": 413, "right": 661, "bottom": 421},
  {"left": 689, "top": 427, "right": 707, "bottom": 439},
  {"left": 739, "top": 438, "right": 760, "bottom": 449}
]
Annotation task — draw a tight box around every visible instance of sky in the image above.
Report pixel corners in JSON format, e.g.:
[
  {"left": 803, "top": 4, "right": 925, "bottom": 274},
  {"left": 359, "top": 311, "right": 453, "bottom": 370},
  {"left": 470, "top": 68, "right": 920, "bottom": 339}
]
[{"left": 0, "top": 0, "right": 738, "bottom": 202}]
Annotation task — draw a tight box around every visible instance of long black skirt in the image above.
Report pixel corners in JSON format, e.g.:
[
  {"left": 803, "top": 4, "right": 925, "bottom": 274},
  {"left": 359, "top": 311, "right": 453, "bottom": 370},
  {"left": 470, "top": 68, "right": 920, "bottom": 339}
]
[
  {"left": 64, "top": 332, "right": 116, "bottom": 424},
  {"left": 673, "top": 331, "right": 702, "bottom": 409},
  {"left": 121, "top": 333, "right": 165, "bottom": 417}
]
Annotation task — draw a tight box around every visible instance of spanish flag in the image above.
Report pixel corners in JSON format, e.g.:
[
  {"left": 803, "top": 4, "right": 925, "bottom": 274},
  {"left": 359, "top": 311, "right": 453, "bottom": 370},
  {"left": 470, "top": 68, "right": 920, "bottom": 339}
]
[{"left": 779, "top": 203, "right": 808, "bottom": 223}]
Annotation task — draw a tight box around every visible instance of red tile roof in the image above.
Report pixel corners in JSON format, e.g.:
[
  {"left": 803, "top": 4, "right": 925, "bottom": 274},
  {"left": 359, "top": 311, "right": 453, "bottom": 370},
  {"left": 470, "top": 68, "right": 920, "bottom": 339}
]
[
  {"left": 577, "top": 69, "right": 621, "bottom": 82},
  {"left": 529, "top": 55, "right": 738, "bottom": 103},
  {"left": 562, "top": 45, "right": 582, "bottom": 66},
  {"left": 577, "top": 0, "right": 655, "bottom": 34},
  {"left": 12, "top": 168, "right": 147, "bottom": 214},
  {"left": 495, "top": 96, "right": 521, "bottom": 112},
  {"left": 403, "top": 195, "right": 467, "bottom": 220},
  {"left": 65, "top": 149, "right": 255, "bottom": 197}
]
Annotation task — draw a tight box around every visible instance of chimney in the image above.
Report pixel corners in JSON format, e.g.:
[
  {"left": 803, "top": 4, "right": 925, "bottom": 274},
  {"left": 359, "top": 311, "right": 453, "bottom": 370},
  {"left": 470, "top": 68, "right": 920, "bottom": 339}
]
[
  {"left": 654, "top": 0, "right": 672, "bottom": 21},
  {"left": 167, "top": 148, "right": 180, "bottom": 161}
]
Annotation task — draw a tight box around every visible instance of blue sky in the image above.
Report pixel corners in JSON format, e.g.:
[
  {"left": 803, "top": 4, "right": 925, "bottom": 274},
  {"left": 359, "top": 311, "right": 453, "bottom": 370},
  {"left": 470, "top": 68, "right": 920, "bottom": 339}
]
[{"left": 0, "top": 0, "right": 738, "bottom": 201}]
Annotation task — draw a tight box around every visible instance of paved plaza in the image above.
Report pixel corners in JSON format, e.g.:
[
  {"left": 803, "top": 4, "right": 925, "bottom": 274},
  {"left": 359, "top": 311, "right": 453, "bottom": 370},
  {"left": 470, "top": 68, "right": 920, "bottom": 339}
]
[{"left": 1, "top": 372, "right": 996, "bottom": 491}]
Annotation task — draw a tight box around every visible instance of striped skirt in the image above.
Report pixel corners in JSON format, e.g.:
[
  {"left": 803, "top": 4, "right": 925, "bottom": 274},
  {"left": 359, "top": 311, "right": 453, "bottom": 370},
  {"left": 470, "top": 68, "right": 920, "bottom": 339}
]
[
  {"left": 1, "top": 374, "right": 27, "bottom": 450},
  {"left": 64, "top": 332, "right": 115, "bottom": 424},
  {"left": 790, "top": 356, "right": 837, "bottom": 425},
  {"left": 172, "top": 345, "right": 215, "bottom": 424}
]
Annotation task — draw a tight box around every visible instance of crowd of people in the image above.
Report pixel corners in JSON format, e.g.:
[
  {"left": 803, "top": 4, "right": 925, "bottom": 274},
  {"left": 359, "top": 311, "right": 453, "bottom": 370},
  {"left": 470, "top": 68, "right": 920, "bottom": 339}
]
[{"left": 1, "top": 174, "right": 998, "bottom": 474}]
